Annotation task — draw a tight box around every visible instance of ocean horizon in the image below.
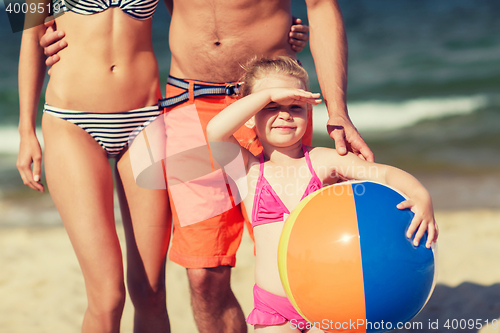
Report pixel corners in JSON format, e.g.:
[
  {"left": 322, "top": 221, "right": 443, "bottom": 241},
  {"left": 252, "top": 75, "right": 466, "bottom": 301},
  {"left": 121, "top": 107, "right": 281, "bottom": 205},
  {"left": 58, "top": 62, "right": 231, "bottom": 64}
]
[{"left": 1, "top": 0, "right": 499, "bottom": 227}]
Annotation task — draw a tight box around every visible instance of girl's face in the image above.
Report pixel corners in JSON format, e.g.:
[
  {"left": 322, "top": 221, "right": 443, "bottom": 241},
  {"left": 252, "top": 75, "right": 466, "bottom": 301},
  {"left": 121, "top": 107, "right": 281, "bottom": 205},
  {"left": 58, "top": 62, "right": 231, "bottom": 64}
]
[{"left": 251, "top": 74, "right": 308, "bottom": 148}]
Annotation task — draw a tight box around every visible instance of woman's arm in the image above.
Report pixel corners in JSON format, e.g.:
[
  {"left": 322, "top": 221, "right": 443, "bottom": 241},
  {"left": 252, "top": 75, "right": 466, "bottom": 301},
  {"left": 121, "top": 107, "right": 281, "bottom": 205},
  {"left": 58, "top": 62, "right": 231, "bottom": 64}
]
[
  {"left": 321, "top": 150, "right": 438, "bottom": 248},
  {"left": 17, "top": 13, "right": 49, "bottom": 192}
]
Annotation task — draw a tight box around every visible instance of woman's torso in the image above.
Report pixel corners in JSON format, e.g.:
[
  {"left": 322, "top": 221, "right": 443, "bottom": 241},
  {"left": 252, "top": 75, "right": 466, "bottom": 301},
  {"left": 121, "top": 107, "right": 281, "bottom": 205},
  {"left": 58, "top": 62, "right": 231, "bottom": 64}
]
[{"left": 46, "top": 6, "right": 160, "bottom": 112}]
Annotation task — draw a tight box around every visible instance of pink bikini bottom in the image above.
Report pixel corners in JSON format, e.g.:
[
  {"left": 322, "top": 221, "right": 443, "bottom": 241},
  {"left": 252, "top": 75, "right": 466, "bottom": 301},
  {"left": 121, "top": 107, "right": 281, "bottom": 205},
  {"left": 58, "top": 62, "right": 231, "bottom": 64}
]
[{"left": 246, "top": 284, "right": 309, "bottom": 327}]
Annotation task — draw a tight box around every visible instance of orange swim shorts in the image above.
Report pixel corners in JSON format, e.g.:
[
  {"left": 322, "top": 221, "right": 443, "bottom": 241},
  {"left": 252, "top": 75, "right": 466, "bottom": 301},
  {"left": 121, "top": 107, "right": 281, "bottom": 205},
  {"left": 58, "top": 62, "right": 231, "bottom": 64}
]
[{"left": 163, "top": 76, "right": 312, "bottom": 269}]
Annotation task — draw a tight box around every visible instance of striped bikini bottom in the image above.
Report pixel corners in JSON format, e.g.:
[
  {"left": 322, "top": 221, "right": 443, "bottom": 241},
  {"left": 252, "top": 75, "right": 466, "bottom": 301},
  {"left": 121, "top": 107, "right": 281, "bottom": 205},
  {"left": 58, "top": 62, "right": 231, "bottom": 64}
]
[{"left": 43, "top": 104, "right": 163, "bottom": 158}]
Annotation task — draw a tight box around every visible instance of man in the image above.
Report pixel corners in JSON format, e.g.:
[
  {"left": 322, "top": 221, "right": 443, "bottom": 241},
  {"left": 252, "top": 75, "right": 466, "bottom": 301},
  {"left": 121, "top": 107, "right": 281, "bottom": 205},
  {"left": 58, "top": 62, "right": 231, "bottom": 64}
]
[{"left": 41, "top": 1, "right": 373, "bottom": 332}]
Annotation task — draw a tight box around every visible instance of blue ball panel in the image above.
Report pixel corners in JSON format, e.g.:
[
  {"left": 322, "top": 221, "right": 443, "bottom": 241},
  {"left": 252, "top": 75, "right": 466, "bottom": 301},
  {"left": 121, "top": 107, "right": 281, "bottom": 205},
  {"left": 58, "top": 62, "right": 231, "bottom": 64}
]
[{"left": 353, "top": 182, "right": 435, "bottom": 333}]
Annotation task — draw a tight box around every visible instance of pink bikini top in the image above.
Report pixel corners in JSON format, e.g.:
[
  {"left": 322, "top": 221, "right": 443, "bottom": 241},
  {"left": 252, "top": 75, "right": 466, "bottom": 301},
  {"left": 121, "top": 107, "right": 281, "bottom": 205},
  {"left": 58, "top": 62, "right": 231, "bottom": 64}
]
[{"left": 251, "top": 145, "right": 322, "bottom": 228}]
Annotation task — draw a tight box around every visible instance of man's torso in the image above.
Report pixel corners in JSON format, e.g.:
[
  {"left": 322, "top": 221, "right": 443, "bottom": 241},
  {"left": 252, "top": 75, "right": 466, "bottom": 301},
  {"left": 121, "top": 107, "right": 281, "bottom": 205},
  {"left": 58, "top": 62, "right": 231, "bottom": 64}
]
[{"left": 168, "top": 0, "right": 295, "bottom": 82}]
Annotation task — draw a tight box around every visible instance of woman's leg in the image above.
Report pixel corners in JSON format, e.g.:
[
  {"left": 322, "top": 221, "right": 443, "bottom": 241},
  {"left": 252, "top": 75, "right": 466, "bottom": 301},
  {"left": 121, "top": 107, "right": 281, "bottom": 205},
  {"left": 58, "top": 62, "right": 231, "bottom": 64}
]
[
  {"left": 42, "top": 114, "right": 126, "bottom": 333},
  {"left": 116, "top": 148, "right": 172, "bottom": 333}
]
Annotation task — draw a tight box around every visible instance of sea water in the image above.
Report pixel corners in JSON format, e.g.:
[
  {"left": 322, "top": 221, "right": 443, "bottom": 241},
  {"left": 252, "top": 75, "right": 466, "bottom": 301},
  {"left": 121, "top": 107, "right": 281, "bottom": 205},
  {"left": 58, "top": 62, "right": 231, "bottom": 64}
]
[{"left": 0, "top": 0, "right": 499, "bottom": 226}]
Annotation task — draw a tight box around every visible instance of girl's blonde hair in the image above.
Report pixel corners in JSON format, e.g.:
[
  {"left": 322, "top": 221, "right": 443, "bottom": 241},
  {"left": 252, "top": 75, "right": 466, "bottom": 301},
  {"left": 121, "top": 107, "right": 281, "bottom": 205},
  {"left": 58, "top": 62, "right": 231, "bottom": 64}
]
[{"left": 240, "top": 57, "right": 309, "bottom": 97}]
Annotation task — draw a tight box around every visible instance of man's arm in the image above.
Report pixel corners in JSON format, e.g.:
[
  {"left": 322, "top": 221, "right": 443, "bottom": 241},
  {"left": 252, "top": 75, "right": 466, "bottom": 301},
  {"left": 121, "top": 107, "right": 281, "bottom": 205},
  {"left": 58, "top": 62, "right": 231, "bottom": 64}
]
[
  {"left": 40, "top": 20, "right": 67, "bottom": 68},
  {"left": 290, "top": 17, "right": 309, "bottom": 53},
  {"left": 305, "top": 0, "right": 374, "bottom": 162}
]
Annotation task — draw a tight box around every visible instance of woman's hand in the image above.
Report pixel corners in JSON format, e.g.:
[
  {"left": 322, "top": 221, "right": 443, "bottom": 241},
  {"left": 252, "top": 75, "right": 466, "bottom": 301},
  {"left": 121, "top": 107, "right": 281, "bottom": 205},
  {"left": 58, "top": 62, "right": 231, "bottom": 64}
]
[
  {"left": 17, "top": 133, "right": 44, "bottom": 192},
  {"left": 397, "top": 195, "right": 438, "bottom": 248}
]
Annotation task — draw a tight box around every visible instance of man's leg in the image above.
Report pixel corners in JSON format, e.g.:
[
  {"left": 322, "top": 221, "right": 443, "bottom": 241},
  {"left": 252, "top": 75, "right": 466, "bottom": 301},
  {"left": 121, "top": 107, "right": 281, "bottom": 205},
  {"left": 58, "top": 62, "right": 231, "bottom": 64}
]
[
  {"left": 167, "top": 196, "right": 247, "bottom": 333},
  {"left": 163, "top": 79, "right": 253, "bottom": 332},
  {"left": 187, "top": 266, "right": 247, "bottom": 333}
]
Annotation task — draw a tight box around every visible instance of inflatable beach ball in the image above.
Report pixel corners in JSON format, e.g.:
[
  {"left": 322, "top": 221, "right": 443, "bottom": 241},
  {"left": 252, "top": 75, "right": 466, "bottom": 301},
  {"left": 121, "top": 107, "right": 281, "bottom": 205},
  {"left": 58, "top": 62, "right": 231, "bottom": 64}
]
[{"left": 278, "top": 181, "right": 437, "bottom": 333}]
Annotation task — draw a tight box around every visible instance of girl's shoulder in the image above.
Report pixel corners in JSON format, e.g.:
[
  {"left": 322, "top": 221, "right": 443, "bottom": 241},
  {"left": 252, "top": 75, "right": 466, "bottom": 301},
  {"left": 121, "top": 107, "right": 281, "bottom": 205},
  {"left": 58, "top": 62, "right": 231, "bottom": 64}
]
[
  {"left": 305, "top": 145, "right": 334, "bottom": 153},
  {"left": 305, "top": 145, "right": 340, "bottom": 162},
  {"left": 306, "top": 145, "right": 361, "bottom": 171},
  {"left": 306, "top": 145, "right": 344, "bottom": 185}
]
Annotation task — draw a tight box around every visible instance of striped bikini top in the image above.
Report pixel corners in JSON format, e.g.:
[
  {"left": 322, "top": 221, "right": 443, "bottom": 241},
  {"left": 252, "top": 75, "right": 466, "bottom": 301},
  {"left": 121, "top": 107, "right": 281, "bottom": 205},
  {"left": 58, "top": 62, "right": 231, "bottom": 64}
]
[
  {"left": 251, "top": 145, "right": 323, "bottom": 228},
  {"left": 54, "top": 0, "right": 158, "bottom": 20}
]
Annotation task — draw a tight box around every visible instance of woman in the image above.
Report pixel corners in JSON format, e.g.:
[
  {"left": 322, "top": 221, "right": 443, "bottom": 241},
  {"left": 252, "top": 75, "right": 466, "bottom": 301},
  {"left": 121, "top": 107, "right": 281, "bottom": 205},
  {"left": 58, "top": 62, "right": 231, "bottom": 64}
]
[
  {"left": 17, "top": 2, "right": 309, "bottom": 332},
  {"left": 18, "top": 0, "right": 171, "bottom": 332}
]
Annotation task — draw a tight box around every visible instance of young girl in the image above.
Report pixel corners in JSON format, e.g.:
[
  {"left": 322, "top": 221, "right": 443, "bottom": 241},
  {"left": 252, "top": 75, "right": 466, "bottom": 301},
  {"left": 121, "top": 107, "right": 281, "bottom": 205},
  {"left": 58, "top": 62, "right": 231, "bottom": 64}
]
[{"left": 207, "top": 57, "right": 439, "bottom": 332}]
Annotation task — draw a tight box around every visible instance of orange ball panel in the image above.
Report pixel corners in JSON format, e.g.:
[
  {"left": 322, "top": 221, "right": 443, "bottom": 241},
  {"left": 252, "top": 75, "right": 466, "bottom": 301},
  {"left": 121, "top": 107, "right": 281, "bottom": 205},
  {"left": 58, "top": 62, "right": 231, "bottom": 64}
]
[{"left": 285, "top": 185, "right": 366, "bottom": 331}]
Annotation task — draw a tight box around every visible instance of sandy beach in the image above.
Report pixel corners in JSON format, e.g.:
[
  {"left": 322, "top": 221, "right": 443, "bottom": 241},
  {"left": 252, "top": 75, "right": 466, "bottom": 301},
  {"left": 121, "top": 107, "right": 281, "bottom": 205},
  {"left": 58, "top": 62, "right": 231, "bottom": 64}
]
[
  {"left": 2, "top": 0, "right": 499, "bottom": 331},
  {"left": 1, "top": 209, "right": 500, "bottom": 333}
]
